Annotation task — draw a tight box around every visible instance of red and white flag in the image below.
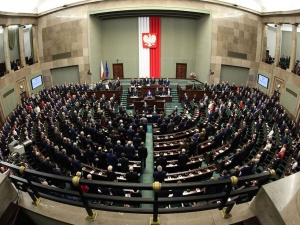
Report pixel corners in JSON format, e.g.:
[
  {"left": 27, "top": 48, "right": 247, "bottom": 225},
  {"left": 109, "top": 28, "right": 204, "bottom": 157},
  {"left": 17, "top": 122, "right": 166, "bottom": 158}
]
[
  {"left": 138, "top": 17, "right": 161, "bottom": 78},
  {"left": 100, "top": 61, "right": 105, "bottom": 78}
]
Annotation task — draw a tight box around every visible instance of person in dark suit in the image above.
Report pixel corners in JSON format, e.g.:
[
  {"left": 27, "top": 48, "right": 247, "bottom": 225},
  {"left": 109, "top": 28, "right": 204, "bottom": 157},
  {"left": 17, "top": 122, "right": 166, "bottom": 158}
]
[
  {"left": 164, "top": 78, "right": 170, "bottom": 87},
  {"left": 138, "top": 142, "right": 148, "bottom": 168},
  {"left": 156, "top": 152, "right": 167, "bottom": 171},
  {"left": 132, "top": 87, "right": 138, "bottom": 97},
  {"left": 110, "top": 180, "right": 125, "bottom": 197},
  {"left": 126, "top": 166, "right": 139, "bottom": 183},
  {"left": 119, "top": 153, "right": 129, "bottom": 172},
  {"left": 125, "top": 141, "right": 136, "bottom": 160},
  {"left": 177, "top": 149, "right": 189, "bottom": 172},
  {"left": 158, "top": 78, "right": 164, "bottom": 85},
  {"left": 239, "top": 162, "right": 253, "bottom": 176},
  {"left": 150, "top": 77, "right": 156, "bottom": 85},
  {"left": 106, "top": 149, "right": 118, "bottom": 168},
  {"left": 153, "top": 165, "right": 166, "bottom": 183},
  {"left": 160, "top": 120, "right": 168, "bottom": 134},
  {"left": 87, "top": 174, "right": 99, "bottom": 194},
  {"left": 106, "top": 165, "right": 117, "bottom": 181},
  {"left": 130, "top": 78, "right": 136, "bottom": 87},
  {"left": 143, "top": 77, "right": 150, "bottom": 86}
]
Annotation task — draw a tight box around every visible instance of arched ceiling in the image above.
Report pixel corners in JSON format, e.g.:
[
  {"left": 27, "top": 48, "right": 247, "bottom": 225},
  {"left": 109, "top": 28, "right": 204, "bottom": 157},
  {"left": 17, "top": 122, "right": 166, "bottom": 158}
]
[{"left": 0, "top": 0, "right": 299, "bottom": 14}]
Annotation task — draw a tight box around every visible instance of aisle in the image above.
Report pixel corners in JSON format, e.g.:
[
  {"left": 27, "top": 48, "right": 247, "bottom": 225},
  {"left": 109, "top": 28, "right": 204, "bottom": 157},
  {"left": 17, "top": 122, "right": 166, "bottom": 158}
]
[{"left": 140, "top": 124, "right": 154, "bottom": 208}]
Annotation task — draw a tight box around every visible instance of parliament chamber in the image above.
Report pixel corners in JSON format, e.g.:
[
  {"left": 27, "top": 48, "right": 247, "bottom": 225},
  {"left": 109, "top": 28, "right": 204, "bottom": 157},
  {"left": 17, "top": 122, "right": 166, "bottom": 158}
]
[{"left": 0, "top": 1, "right": 300, "bottom": 225}]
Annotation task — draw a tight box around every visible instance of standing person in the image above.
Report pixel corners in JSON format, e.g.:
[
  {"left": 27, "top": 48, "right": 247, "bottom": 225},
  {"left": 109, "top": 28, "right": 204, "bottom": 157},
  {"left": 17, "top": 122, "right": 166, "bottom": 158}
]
[
  {"left": 153, "top": 165, "right": 167, "bottom": 183},
  {"left": 138, "top": 142, "right": 148, "bottom": 169}
]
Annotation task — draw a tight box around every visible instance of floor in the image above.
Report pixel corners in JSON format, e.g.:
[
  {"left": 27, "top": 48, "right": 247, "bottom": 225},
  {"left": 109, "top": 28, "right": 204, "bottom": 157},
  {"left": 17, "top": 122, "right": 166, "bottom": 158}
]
[{"left": 18, "top": 192, "right": 255, "bottom": 225}]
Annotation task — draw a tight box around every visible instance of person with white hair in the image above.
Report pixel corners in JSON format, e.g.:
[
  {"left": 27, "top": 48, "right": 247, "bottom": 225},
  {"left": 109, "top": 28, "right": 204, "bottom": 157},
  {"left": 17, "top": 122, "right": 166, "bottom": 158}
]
[
  {"left": 125, "top": 166, "right": 139, "bottom": 183},
  {"left": 153, "top": 165, "right": 166, "bottom": 183}
]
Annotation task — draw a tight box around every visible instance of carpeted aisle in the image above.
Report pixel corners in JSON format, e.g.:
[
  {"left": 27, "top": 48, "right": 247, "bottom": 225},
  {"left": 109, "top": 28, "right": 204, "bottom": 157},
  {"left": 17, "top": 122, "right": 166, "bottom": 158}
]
[{"left": 140, "top": 124, "right": 154, "bottom": 208}]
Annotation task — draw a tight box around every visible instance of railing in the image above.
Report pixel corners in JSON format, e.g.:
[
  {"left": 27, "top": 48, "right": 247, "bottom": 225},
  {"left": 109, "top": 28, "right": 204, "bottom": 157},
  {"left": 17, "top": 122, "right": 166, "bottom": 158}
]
[{"left": 0, "top": 161, "right": 275, "bottom": 223}]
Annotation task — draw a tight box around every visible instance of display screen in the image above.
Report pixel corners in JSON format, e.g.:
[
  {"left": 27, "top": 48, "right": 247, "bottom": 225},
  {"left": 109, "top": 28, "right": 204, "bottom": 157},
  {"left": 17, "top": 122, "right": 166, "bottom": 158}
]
[
  {"left": 31, "top": 75, "right": 43, "bottom": 90},
  {"left": 257, "top": 74, "right": 269, "bottom": 89}
]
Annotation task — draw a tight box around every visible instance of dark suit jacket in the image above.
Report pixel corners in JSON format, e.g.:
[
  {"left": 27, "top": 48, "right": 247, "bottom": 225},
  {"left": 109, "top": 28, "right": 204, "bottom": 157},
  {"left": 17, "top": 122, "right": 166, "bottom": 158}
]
[
  {"left": 126, "top": 171, "right": 139, "bottom": 183},
  {"left": 153, "top": 170, "right": 167, "bottom": 183}
]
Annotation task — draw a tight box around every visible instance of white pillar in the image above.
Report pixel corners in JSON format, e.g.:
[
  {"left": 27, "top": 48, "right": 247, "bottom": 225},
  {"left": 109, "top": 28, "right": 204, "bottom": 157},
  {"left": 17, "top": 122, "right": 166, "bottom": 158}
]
[
  {"left": 19, "top": 25, "right": 26, "bottom": 67},
  {"left": 274, "top": 24, "right": 282, "bottom": 67},
  {"left": 289, "top": 24, "right": 298, "bottom": 71},
  {"left": 3, "top": 26, "right": 11, "bottom": 73}
]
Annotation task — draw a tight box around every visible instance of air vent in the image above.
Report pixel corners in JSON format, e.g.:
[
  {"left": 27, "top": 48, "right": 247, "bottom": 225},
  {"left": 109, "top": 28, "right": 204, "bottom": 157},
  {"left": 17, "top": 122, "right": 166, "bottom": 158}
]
[
  {"left": 3, "top": 89, "right": 14, "bottom": 98},
  {"left": 228, "top": 51, "right": 247, "bottom": 60},
  {"left": 52, "top": 52, "right": 72, "bottom": 60},
  {"left": 286, "top": 88, "right": 297, "bottom": 98}
]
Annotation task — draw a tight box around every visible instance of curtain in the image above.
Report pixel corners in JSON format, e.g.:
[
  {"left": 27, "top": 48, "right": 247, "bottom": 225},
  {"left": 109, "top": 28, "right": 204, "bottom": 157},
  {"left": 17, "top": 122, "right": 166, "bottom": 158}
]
[
  {"left": 8, "top": 26, "right": 17, "bottom": 50},
  {"left": 30, "top": 26, "right": 34, "bottom": 59}
]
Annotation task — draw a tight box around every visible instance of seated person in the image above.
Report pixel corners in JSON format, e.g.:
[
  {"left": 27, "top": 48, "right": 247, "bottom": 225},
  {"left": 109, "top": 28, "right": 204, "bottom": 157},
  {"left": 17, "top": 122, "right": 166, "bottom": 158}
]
[
  {"left": 130, "top": 78, "right": 136, "bottom": 87},
  {"left": 164, "top": 78, "right": 170, "bottom": 87},
  {"left": 132, "top": 87, "right": 138, "bottom": 97},
  {"left": 137, "top": 78, "right": 143, "bottom": 86},
  {"left": 128, "top": 86, "right": 133, "bottom": 96},
  {"left": 161, "top": 87, "right": 167, "bottom": 96},
  {"left": 155, "top": 87, "right": 160, "bottom": 96},
  {"left": 147, "top": 90, "right": 152, "bottom": 98}
]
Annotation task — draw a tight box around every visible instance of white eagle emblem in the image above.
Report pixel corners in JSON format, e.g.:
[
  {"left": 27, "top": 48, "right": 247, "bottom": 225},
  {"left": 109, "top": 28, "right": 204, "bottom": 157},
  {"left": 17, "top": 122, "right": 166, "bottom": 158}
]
[{"left": 143, "top": 33, "right": 157, "bottom": 47}]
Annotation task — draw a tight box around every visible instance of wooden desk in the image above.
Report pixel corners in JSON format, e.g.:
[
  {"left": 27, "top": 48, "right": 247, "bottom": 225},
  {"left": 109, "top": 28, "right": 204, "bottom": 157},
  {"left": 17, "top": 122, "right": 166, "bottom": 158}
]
[
  {"left": 81, "top": 163, "right": 141, "bottom": 182},
  {"left": 164, "top": 165, "right": 216, "bottom": 183}
]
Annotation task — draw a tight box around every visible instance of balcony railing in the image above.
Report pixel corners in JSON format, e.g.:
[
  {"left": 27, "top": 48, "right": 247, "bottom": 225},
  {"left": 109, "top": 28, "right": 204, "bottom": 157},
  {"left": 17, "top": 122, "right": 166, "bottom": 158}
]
[{"left": 0, "top": 161, "right": 275, "bottom": 223}]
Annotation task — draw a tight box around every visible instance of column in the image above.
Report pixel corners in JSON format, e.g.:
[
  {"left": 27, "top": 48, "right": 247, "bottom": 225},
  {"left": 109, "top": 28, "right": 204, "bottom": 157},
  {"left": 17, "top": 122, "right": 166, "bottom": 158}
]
[
  {"left": 32, "top": 25, "right": 39, "bottom": 63},
  {"left": 3, "top": 26, "right": 11, "bottom": 73},
  {"left": 274, "top": 23, "right": 282, "bottom": 67},
  {"left": 261, "top": 24, "right": 268, "bottom": 62},
  {"left": 18, "top": 25, "right": 26, "bottom": 67},
  {"left": 289, "top": 24, "right": 298, "bottom": 71}
]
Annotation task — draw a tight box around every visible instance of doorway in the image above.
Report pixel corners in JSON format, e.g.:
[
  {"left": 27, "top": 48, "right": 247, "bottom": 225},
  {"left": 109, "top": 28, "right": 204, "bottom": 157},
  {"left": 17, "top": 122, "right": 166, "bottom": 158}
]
[
  {"left": 113, "top": 63, "right": 124, "bottom": 79},
  {"left": 176, "top": 63, "right": 187, "bottom": 79}
]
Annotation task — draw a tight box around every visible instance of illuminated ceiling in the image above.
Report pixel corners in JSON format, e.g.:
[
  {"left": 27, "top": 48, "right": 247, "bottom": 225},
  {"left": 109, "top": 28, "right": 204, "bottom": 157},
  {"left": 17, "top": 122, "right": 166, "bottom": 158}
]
[{"left": 0, "top": 0, "right": 299, "bottom": 14}]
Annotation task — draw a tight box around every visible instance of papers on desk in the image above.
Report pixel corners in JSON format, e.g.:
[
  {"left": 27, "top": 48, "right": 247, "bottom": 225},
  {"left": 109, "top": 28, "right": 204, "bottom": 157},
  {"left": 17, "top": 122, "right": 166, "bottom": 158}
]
[
  {"left": 196, "top": 188, "right": 200, "bottom": 192},
  {"left": 164, "top": 153, "right": 167, "bottom": 156},
  {"left": 120, "top": 176, "right": 124, "bottom": 179},
  {"left": 219, "top": 150, "right": 224, "bottom": 153},
  {"left": 170, "top": 152, "right": 173, "bottom": 155},
  {"left": 206, "top": 169, "right": 210, "bottom": 172},
  {"left": 125, "top": 193, "right": 131, "bottom": 197},
  {"left": 133, "top": 164, "right": 137, "bottom": 166},
  {"left": 186, "top": 132, "right": 189, "bottom": 134},
  {"left": 99, "top": 172, "right": 102, "bottom": 175},
  {"left": 156, "top": 130, "right": 160, "bottom": 132},
  {"left": 164, "top": 144, "right": 167, "bottom": 146},
  {"left": 90, "top": 170, "right": 94, "bottom": 174},
  {"left": 82, "top": 167, "right": 86, "bottom": 170},
  {"left": 165, "top": 136, "right": 168, "bottom": 139},
  {"left": 156, "top": 144, "right": 159, "bottom": 147},
  {"left": 168, "top": 176, "right": 171, "bottom": 179},
  {"left": 192, "top": 160, "right": 195, "bottom": 163},
  {"left": 157, "top": 137, "right": 160, "bottom": 140},
  {"left": 189, "top": 173, "right": 194, "bottom": 177},
  {"left": 170, "top": 143, "right": 174, "bottom": 146},
  {"left": 208, "top": 143, "right": 211, "bottom": 145},
  {"left": 179, "top": 175, "right": 182, "bottom": 178},
  {"left": 198, "top": 171, "right": 202, "bottom": 174},
  {"left": 170, "top": 136, "right": 174, "bottom": 138}
]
